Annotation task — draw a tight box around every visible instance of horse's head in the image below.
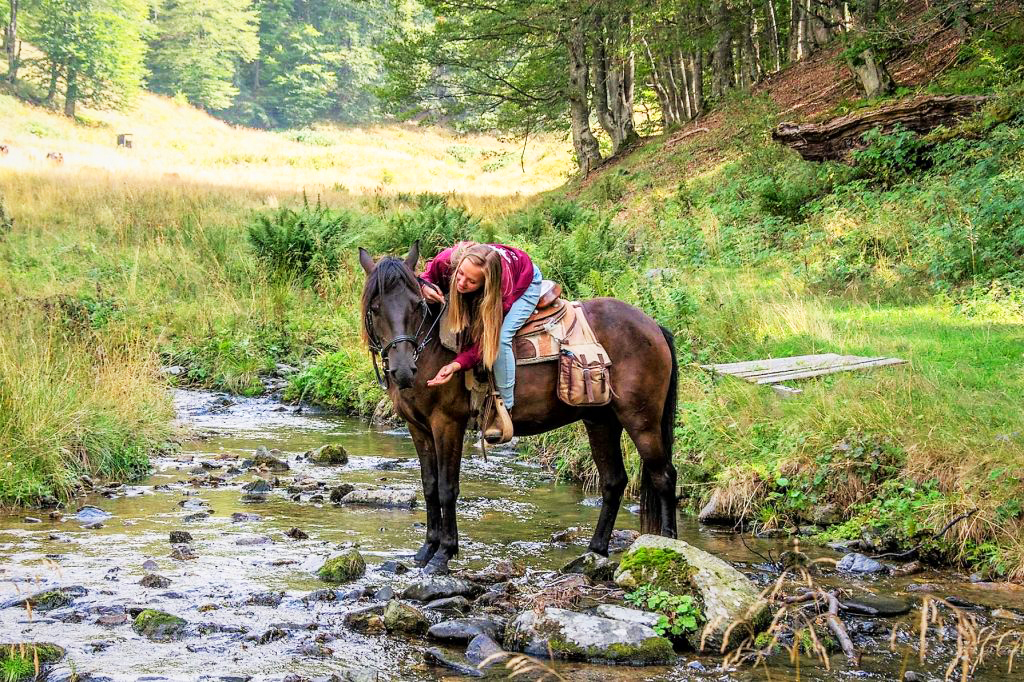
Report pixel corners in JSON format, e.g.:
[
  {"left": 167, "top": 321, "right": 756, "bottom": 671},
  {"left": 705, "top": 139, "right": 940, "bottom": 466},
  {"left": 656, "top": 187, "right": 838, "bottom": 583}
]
[{"left": 359, "top": 241, "right": 429, "bottom": 390}]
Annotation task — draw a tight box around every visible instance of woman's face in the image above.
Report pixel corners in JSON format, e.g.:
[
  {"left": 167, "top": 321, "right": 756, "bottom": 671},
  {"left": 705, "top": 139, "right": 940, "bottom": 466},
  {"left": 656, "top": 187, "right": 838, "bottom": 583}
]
[{"left": 455, "top": 260, "right": 485, "bottom": 294}]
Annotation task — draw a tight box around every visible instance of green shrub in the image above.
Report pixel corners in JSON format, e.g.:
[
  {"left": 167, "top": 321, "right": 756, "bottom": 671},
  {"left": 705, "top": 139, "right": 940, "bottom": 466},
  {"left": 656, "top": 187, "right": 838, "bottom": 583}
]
[
  {"left": 285, "top": 129, "right": 335, "bottom": 146},
  {"left": 596, "top": 170, "right": 628, "bottom": 203},
  {"left": 852, "top": 125, "right": 929, "bottom": 186},
  {"left": 285, "top": 346, "right": 383, "bottom": 417},
  {"left": 248, "top": 196, "right": 371, "bottom": 285},
  {"left": 373, "top": 198, "right": 482, "bottom": 258}
]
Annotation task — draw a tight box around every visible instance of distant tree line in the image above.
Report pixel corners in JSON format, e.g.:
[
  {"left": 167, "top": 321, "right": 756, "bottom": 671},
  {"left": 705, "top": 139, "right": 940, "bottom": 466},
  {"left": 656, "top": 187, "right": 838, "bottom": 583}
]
[
  {"left": 381, "top": 0, "right": 985, "bottom": 172},
  {"left": 0, "top": 1, "right": 987, "bottom": 155},
  {"left": 1, "top": 0, "right": 420, "bottom": 126}
]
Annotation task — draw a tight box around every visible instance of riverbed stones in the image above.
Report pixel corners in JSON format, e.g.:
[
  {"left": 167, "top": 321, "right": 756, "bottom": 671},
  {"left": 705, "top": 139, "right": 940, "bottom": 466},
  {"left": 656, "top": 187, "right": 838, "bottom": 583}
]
[
  {"left": 837, "top": 552, "right": 886, "bottom": 574},
  {"left": 382, "top": 600, "right": 428, "bottom": 634},
  {"left": 613, "top": 534, "right": 771, "bottom": 651},
  {"left": 329, "top": 484, "right": 356, "bottom": 503},
  {"left": 132, "top": 609, "right": 187, "bottom": 641},
  {"left": 401, "top": 576, "right": 478, "bottom": 602},
  {"left": 170, "top": 544, "right": 197, "bottom": 560},
  {"left": 465, "top": 633, "right": 505, "bottom": 667},
  {"left": 250, "top": 446, "right": 290, "bottom": 472},
  {"left": 140, "top": 574, "right": 171, "bottom": 589},
  {"left": 241, "top": 479, "right": 273, "bottom": 502},
  {"left": 561, "top": 552, "right": 616, "bottom": 582},
  {"left": 339, "top": 487, "right": 417, "bottom": 509},
  {"left": 427, "top": 617, "right": 504, "bottom": 642},
  {"left": 2, "top": 586, "right": 87, "bottom": 611},
  {"left": 317, "top": 549, "right": 366, "bottom": 583},
  {"left": 308, "top": 444, "right": 349, "bottom": 466},
  {"left": 169, "top": 531, "right": 192, "bottom": 544},
  {"left": 504, "top": 607, "right": 673, "bottom": 665}
]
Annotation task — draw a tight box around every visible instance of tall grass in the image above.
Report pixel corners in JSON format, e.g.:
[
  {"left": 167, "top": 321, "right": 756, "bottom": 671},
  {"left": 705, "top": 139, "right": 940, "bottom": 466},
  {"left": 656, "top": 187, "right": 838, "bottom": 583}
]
[{"left": 0, "top": 303, "right": 172, "bottom": 505}]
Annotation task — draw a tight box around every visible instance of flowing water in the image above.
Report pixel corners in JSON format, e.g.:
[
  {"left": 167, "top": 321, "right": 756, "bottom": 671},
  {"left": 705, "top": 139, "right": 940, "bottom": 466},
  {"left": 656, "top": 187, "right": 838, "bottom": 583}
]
[{"left": 2, "top": 390, "right": 1023, "bottom": 681}]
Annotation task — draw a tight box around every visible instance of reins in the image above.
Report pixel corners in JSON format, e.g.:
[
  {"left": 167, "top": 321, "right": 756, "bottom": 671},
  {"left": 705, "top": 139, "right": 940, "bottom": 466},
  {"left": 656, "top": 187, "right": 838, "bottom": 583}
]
[{"left": 364, "top": 273, "right": 447, "bottom": 389}]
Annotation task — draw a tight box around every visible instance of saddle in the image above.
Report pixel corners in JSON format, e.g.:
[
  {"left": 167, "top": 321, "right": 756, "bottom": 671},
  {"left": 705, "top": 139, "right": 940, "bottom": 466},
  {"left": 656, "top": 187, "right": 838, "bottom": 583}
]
[{"left": 440, "top": 280, "right": 614, "bottom": 409}]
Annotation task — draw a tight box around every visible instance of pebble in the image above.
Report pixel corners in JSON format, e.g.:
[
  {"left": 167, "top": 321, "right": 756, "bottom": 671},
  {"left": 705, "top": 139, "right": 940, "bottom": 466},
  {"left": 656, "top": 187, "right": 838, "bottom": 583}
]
[
  {"left": 379, "top": 560, "right": 410, "bottom": 574},
  {"left": 374, "top": 586, "right": 395, "bottom": 601},
  {"left": 235, "top": 535, "right": 272, "bottom": 546},
  {"left": 142, "top": 559, "right": 160, "bottom": 571},
  {"left": 140, "top": 574, "right": 172, "bottom": 588},
  {"left": 285, "top": 527, "right": 309, "bottom": 540},
  {"left": 169, "top": 531, "right": 192, "bottom": 544},
  {"left": 170, "top": 545, "right": 197, "bottom": 560},
  {"left": 427, "top": 617, "right": 504, "bottom": 642},
  {"left": 465, "top": 633, "right": 504, "bottom": 667},
  {"left": 231, "top": 512, "right": 262, "bottom": 522}
]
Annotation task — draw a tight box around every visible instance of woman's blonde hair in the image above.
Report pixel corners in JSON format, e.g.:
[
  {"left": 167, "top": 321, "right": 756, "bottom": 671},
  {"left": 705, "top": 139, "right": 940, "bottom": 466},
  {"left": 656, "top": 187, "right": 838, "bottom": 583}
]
[{"left": 446, "top": 242, "right": 503, "bottom": 368}]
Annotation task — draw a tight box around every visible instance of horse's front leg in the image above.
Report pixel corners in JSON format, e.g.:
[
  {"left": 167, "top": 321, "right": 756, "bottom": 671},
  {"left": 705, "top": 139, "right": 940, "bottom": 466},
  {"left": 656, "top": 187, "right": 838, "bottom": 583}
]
[
  {"left": 423, "top": 417, "right": 467, "bottom": 575},
  {"left": 408, "top": 423, "right": 441, "bottom": 567}
]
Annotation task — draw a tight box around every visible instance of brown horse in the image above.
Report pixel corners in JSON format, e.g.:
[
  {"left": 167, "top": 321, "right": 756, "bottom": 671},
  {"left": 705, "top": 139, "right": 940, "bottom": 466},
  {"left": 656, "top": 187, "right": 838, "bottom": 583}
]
[{"left": 359, "top": 243, "right": 679, "bottom": 575}]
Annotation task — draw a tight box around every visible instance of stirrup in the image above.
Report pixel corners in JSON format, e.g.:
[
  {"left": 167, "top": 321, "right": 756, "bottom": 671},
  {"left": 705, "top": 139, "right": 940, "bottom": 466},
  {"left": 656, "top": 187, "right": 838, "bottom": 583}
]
[{"left": 482, "top": 392, "right": 514, "bottom": 445}]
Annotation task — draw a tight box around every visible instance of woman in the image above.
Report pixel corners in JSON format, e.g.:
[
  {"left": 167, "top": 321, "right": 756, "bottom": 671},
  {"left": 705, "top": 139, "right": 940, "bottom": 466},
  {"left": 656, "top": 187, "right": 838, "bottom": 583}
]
[{"left": 418, "top": 242, "right": 542, "bottom": 439}]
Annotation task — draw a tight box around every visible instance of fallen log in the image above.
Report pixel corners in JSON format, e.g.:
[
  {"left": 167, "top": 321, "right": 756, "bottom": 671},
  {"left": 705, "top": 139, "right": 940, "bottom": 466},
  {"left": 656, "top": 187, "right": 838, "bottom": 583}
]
[{"left": 772, "top": 94, "right": 993, "bottom": 162}]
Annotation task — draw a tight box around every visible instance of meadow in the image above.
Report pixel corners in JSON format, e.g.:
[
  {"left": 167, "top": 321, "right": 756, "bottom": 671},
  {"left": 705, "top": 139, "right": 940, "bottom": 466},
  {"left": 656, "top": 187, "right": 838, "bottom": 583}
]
[{"left": 1, "top": 68, "right": 1023, "bottom": 578}]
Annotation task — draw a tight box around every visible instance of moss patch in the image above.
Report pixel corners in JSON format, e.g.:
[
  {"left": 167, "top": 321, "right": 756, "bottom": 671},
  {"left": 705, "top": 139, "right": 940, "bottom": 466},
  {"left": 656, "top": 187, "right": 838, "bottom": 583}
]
[
  {"left": 617, "top": 547, "right": 696, "bottom": 593},
  {"left": 132, "top": 609, "right": 187, "bottom": 641},
  {"left": 317, "top": 549, "right": 366, "bottom": 582},
  {"left": 309, "top": 444, "right": 349, "bottom": 465}
]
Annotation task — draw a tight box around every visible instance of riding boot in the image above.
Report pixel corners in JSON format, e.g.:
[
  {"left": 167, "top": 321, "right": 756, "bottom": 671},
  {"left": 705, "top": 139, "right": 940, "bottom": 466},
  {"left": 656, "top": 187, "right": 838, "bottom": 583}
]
[{"left": 482, "top": 391, "right": 514, "bottom": 445}]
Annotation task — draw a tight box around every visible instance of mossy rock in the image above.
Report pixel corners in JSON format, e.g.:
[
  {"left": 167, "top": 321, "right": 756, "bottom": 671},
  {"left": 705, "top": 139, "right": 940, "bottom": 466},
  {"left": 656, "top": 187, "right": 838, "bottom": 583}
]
[
  {"left": 382, "top": 599, "right": 428, "bottom": 634},
  {"left": 614, "top": 534, "right": 771, "bottom": 652},
  {"left": 504, "top": 607, "right": 673, "bottom": 665},
  {"left": 317, "top": 549, "right": 366, "bottom": 583},
  {"left": 309, "top": 444, "right": 349, "bottom": 465},
  {"left": 0, "top": 642, "right": 66, "bottom": 675},
  {"left": 132, "top": 609, "right": 188, "bottom": 641}
]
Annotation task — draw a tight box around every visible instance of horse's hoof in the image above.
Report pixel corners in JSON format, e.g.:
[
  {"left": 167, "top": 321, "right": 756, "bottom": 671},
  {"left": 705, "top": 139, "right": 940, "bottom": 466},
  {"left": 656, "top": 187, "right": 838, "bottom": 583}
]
[
  {"left": 423, "top": 554, "right": 450, "bottom": 576},
  {"left": 414, "top": 542, "right": 438, "bottom": 568}
]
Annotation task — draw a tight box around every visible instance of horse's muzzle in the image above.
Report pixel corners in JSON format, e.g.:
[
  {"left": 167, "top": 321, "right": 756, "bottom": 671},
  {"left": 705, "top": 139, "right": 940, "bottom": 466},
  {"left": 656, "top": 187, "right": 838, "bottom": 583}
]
[{"left": 391, "top": 366, "right": 416, "bottom": 390}]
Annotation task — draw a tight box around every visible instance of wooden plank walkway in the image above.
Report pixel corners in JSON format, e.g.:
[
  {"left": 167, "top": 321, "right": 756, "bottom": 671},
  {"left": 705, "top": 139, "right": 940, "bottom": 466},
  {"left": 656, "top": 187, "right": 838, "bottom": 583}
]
[{"left": 702, "top": 353, "right": 906, "bottom": 395}]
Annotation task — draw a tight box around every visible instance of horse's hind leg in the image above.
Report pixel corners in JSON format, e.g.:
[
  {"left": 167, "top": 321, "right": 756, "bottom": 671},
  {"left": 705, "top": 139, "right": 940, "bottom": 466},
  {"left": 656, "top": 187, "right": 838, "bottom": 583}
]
[
  {"left": 408, "top": 424, "right": 440, "bottom": 567},
  {"left": 621, "top": 423, "right": 678, "bottom": 538},
  {"left": 584, "top": 416, "right": 627, "bottom": 556}
]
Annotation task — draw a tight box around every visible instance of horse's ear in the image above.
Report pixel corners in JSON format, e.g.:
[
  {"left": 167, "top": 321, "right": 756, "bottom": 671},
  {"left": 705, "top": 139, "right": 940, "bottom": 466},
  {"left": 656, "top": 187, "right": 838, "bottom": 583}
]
[
  {"left": 358, "top": 248, "right": 375, "bottom": 276},
  {"left": 404, "top": 240, "right": 420, "bottom": 271}
]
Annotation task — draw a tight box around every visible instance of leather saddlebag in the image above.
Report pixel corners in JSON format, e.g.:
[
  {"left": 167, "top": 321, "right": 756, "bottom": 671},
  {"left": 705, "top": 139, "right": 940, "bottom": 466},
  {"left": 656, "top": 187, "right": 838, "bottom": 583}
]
[{"left": 557, "top": 343, "right": 612, "bottom": 407}]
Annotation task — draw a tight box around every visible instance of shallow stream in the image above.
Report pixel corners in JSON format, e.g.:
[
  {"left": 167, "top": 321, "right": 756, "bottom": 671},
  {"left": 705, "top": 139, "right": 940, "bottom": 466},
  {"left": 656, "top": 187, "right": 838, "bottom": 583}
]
[{"left": 2, "top": 390, "right": 1023, "bottom": 681}]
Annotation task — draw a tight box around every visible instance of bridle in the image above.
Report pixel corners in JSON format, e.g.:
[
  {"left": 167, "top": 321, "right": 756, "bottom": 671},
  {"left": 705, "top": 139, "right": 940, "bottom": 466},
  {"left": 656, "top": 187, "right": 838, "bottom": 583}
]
[{"left": 364, "top": 278, "right": 447, "bottom": 389}]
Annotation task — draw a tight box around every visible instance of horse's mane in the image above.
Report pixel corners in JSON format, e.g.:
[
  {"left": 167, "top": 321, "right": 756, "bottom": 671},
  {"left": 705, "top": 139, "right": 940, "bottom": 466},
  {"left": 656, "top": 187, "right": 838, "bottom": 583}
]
[{"left": 360, "top": 257, "right": 421, "bottom": 344}]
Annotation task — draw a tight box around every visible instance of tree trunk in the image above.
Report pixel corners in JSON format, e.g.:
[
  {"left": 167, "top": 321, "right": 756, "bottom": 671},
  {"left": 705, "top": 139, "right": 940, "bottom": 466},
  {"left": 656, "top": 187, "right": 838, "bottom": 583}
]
[
  {"left": 592, "top": 11, "right": 638, "bottom": 154},
  {"left": 45, "top": 62, "right": 59, "bottom": 105},
  {"left": 711, "top": 0, "right": 733, "bottom": 99},
  {"left": 766, "top": 0, "right": 781, "bottom": 72},
  {"left": 689, "top": 51, "right": 704, "bottom": 116},
  {"left": 788, "top": 0, "right": 807, "bottom": 61},
  {"left": 565, "top": 22, "right": 601, "bottom": 174},
  {"left": 63, "top": 68, "right": 77, "bottom": 117},
  {"left": 4, "top": 0, "right": 17, "bottom": 83},
  {"left": 847, "top": 0, "right": 894, "bottom": 97}
]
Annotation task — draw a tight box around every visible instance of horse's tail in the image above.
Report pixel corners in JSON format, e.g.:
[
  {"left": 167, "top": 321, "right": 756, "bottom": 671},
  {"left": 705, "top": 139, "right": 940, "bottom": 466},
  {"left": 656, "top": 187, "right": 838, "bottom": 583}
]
[{"left": 640, "top": 325, "right": 679, "bottom": 536}]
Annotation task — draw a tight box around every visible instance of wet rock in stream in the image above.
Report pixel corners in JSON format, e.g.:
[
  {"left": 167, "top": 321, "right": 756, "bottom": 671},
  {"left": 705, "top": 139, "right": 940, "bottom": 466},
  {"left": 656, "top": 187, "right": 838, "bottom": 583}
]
[
  {"left": 230, "top": 512, "right": 262, "bottom": 522},
  {"left": 841, "top": 595, "right": 912, "bottom": 617},
  {"left": 317, "top": 549, "right": 366, "bottom": 582},
  {"left": 427, "top": 616, "right": 505, "bottom": 642},
  {"left": 308, "top": 444, "right": 349, "bottom": 465},
  {"left": 168, "top": 530, "right": 192, "bottom": 544},
  {"left": 465, "top": 633, "right": 505, "bottom": 667},
  {"left": 140, "top": 574, "right": 172, "bottom": 589},
  {"left": 422, "top": 647, "right": 484, "bottom": 678},
  {"left": 2, "top": 586, "right": 88, "bottom": 611},
  {"left": 285, "top": 527, "right": 309, "bottom": 540},
  {"left": 339, "top": 487, "right": 417, "bottom": 509},
  {"left": 614, "top": 534, "right": 770, "bottom": 652},
  {"left": 170, "top": 544, "right": 197, "bottom": 560},
  {"left": 561, "top": 552, "right": 617, "bottom": 582},
  {"left": 246, "top": 446, "right": 290, "bottom": 472},
  {"left": 505, "top": 607, "right": 674, "bottom": 665},
  {"left": 132, "top": 609, "right": 188, "bottom": 641},
  {"left": 382, "top": 599, "right": 428, "bottom": 634},
  {"left": 593, "top": 604, "right": 662, "bottom": 629},
  {"left": 837, "top": 552, "right": 886, "bottom": 574},
  {"left": 67, "top": 505, "right": 112, "bottom": 524},
  {"left": 329, "top": 484, "right": 356, "bottom": 503},
  {"left": 423, "top": 596, "right": 472, "bottom": 613},
  {"left": 402, "top": 576, "right": 479, "bottom": 602},
  {"left": 378, "top": 559, "right": 409, "bottom": 575}
]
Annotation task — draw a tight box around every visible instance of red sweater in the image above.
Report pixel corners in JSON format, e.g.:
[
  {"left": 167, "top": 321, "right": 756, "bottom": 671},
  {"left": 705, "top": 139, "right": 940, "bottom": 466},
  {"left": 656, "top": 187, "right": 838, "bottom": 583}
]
[{"left": 420, "top": 243, "right": 535, "bottom": 368}]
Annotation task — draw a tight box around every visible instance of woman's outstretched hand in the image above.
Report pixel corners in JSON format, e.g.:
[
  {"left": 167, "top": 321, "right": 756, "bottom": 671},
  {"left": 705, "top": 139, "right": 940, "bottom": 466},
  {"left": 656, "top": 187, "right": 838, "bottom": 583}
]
[
  {"left": 427, "top": 361, "right": 461, "bottom": 386},
  {"left": 421, "top": 282, "right": 444, "bottom": 304}
]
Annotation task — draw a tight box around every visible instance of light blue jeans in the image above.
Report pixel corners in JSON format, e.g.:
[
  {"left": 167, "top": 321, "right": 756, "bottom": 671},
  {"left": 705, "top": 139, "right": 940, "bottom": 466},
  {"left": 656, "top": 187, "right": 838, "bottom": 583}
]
[{"left": 494, "top": 265, "right": 542, "bottom": 408}]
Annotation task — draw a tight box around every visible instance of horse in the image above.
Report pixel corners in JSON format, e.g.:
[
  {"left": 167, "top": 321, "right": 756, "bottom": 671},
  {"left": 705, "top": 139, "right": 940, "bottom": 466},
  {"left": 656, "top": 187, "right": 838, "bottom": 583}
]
[{"left": 359, "top": 242, "right": 679, "bottom": 575}]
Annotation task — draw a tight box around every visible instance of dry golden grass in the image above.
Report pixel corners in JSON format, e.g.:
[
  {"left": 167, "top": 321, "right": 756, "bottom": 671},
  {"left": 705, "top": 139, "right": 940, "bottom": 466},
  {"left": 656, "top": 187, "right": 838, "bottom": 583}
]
[{"left": 0, "top": 90, "right": 571, "bottom": 199}]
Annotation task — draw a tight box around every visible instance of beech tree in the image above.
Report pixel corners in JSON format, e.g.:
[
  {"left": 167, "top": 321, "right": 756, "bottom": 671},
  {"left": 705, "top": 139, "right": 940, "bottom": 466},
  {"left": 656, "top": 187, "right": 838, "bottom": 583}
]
[
  {"left": 29, "top": 0, "right": 147, "bottom": 117},
  {"left": 147, "top": 0, "right": 259, "bottom": 111},
  {"left": 3, "top": 0, "right": 20, "bottom": 83}
]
